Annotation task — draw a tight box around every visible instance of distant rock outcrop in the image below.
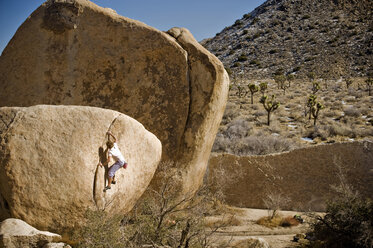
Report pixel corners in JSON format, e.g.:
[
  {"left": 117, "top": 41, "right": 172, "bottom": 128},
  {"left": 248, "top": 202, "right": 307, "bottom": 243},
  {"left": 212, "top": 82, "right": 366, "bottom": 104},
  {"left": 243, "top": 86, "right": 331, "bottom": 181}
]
[
  {"left": 0, "top": 0, "right": 229, "bottom": 193},
  {"left": 0, "top": 218, "right": 66, "bottom": 248},
  {"left": 208, "top": 141, "right": 373, "bottom": 211},
  {"left": 0, "top": 105, "right": 161, "bottom": 231}
]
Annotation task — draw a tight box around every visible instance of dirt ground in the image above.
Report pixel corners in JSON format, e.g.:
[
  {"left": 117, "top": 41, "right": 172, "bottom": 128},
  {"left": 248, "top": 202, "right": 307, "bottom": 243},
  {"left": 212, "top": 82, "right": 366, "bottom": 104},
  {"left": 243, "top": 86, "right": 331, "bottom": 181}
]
[{"left": 208, "top": 207, "right": 317, "bottom": 248}]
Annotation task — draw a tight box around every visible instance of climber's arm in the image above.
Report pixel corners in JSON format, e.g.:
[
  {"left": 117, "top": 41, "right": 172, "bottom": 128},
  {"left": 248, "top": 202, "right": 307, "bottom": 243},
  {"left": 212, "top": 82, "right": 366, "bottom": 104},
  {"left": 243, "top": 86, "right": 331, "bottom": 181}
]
[{"left": 107, "top": 131, "right": 117, "bottom": 143}]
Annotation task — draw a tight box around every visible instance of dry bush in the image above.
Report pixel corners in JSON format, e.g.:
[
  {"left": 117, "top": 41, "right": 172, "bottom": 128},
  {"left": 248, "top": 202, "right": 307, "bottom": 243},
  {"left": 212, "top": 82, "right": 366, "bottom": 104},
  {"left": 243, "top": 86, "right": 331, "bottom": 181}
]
[
  {"left": 323, "top": 109, "right": 340, "bottom": 118},
  {"left": 256, "top": 215, "right": 300, "bottom": 228},
  {"left": 224, "top": 118, "right": 253, "bottom": 138},
  {"left": 359, "top": 106, "right": 370, "bottom": 116},
  {"left": 326, "top": 123, "right": 356, "bottom": 137},
  {"left": 256, "top": 215, "right": 283, "bottom": 228},
  {"left": 216, "top": 134, "right": 295, "bottom": 155},
  {"left": 72, "top": 161, "right": 235, "bottom": 248},
  {"left": 344, "top": 106, "right": 361, "bottom": 117},
  {"left": 263, "top": 191, "right": 291, "bottom": 220},
  {"left": 71, "top": 210, "right": 125, "bottom": 248},
  {"left": 280, "top": 216, "right": 301, "bottom": 227},
  {"left": 204, "top": 215, "right": 243, "bottom": 229},
  {"left": 304, "top": 126, "right": 330, "bottom": 140}
]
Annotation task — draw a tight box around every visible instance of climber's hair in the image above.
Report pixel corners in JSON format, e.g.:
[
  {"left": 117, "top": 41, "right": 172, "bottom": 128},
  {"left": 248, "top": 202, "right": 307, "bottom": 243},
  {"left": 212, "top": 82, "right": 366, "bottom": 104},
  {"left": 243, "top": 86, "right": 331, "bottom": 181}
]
[{"left": 106, "top": 141, "right": 114, "bottom": 149}]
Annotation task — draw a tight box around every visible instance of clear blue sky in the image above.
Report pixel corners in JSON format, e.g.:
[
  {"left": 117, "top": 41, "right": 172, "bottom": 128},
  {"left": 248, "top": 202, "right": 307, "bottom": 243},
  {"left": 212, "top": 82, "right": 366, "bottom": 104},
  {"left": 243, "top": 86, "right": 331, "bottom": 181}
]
[{"left": 0, "top": 0, "right": 266, "bottom": 53}]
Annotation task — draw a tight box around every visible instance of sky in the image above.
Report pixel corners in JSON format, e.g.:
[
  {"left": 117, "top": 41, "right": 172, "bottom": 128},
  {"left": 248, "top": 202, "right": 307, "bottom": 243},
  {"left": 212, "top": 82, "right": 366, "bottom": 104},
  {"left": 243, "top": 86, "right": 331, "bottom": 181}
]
[{"left": 0, "top": 0, "right": 266, "bottom": 54}]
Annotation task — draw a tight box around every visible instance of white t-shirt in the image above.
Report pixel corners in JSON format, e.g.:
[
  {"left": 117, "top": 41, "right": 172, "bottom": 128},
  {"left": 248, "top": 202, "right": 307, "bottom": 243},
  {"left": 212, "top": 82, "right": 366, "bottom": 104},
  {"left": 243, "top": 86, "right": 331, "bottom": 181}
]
[{"left": 108, "top": 143, "right": 125, "bottom": 163}]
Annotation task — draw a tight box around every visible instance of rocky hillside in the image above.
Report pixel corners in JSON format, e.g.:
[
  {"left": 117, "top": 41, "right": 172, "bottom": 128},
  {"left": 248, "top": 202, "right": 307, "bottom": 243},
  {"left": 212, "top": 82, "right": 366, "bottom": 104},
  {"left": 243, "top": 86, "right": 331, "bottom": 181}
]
[{"left": 202, "top": 0, "right": 373, "bottom": 79}]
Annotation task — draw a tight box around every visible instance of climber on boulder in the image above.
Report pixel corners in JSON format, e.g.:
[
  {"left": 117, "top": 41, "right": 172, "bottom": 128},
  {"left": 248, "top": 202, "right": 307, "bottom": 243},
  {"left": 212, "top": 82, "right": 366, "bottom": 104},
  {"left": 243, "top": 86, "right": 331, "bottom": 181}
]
[{"left": 99, "top": 131, "right": 128, "bottom": 192}]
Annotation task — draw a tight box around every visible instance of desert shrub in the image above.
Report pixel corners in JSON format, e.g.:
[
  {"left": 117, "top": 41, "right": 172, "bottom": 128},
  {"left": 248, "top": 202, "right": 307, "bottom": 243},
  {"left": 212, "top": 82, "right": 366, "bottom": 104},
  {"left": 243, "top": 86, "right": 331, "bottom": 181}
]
[
  {"left": 205, "top": 215, "right": 242, "bottom": 229},
  {"left": 252, "top": 32, "right": 261, "bottom": 39},
  {"left": 213, "top": 133, "right": 295, "bottom": 155},
  {"left": 308, "top": 181, "right": 373, "bottom": 248},
  {"left": 251, "top": 17, "right": 259, "bottom": 24},
  {"left": 256, "top": 215, "right": 283, "bottom": 228},
  {"left": 249, "top": 59, "right": 260, "bottom": 66},
  {"left": 237, "top": 54, "right": 248, "bottom": 62},
  {"left": 73, "top": 162, "right": 234, "bottom": 248},
  {"left": 222, "top": 103, "right": 240, "bottom": 121},
  {"left": 227, "top": 134, "right": 295, "bottom": 156},
  {"left": 263, "top": 191, "right": 291, "bottom": 220},
  {"left": 280, "top": 216, "right": 301, "bottom": 227},
  {"left": 302, "top": 14, "right": 310, "bottom": 20},
  {"left": 233, "top": 19, "right": 243, "bottom": 27},
  {"left": 253, "top": 110, "right": 266, "bottom": 117},
  {"left": 224, "top": 118, "right": 253, "bottom": 138},
  {"left": 344, "top": 106, "right": 361, "bottom": 117},
  {"left": 243, "top": 13, "right": 251, "bottom": 19},
  {"left": 71, "top": 210, "right": 125, "bottom": 248},
  {"left": 323, "top": 109, "right": 339, "bottom": 118},
  {"left": 304, "top": 126, "right": 329, "bottom": 140}
]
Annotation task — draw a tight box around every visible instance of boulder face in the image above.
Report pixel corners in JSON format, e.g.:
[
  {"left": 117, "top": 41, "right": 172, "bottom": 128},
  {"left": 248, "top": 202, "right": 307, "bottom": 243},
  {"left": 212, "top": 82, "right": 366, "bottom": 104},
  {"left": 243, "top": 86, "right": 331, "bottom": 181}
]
[
  {"left": 208, "top": 141, "right": 373, "bottom": 211},
  {"left": 0, "top": 105, "right": 162, "bottom": 231},
  {"left": 0, "top": 0, "right": 229, "bottom": 193},
  {"left": 0, "top": 218, "right": 63, "bottom": 248}
]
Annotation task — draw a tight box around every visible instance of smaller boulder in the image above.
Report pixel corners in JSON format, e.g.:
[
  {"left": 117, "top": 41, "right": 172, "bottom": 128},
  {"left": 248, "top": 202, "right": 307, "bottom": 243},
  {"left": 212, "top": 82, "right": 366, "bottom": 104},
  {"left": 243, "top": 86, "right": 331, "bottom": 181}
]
[
  {"left": 0, "top": 218, "right": 62, "bottom": 248},
  {"left": 43, "top": 243, "right": 72, "bottom": 248},
  {"left": 231, "top": 237, "right": 270, "bottom": 248}
]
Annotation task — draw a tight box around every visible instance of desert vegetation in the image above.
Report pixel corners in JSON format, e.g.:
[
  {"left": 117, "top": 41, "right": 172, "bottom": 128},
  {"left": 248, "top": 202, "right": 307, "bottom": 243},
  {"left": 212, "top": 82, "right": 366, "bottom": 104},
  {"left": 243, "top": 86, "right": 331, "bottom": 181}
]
[
  {"left": 71, "top": 162, "right": 237, "bottom": 248},
  {"left": 213, "top": 75, "right": 373, "bottom": 155},
  {"left": 305, "top": 168, "right": 373, "bottom": 248}
]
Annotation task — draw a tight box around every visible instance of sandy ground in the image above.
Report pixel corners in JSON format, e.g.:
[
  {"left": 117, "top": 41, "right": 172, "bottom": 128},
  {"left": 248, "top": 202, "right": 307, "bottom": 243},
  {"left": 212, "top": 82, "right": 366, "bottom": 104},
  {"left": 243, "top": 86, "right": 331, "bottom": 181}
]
[{"left": 208, "top": 207, "right": 316, "bottom": 248}]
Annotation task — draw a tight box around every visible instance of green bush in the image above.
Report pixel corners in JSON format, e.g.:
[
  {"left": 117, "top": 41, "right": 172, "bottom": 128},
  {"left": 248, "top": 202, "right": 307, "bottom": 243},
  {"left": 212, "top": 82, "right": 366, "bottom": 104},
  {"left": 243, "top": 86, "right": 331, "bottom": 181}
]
[
  {"left": 249, "top": 60, "right": 260, "bottom": 65},
  {"left": 234, "top": 19, "right": 243, "bottom": 27},
  {"left": 243, "top": 13, "right": 251, "bottom": 19},
  {"left": 308, "top": 184, "right": 373, "bottom": 248},
  {"left": 233, "top": 62, "right": 241, "bottom": 67},
  {"left": 238, "top": 54, "right": 248, "bottom": 62}
]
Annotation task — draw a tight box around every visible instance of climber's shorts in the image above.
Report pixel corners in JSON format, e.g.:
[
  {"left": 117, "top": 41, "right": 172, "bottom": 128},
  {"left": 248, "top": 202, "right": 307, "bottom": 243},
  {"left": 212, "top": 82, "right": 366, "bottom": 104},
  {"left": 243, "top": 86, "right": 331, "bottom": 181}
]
[{"left": 108, "top": 160, "right": 126, "bottom": 178}]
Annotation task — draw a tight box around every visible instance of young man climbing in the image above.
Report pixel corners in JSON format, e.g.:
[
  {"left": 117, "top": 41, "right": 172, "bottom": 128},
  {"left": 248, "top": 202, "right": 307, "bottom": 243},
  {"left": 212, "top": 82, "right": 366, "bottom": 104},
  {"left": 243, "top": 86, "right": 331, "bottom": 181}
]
[{"left": 99, "top": 131, "right": 128, "bottom": 192}]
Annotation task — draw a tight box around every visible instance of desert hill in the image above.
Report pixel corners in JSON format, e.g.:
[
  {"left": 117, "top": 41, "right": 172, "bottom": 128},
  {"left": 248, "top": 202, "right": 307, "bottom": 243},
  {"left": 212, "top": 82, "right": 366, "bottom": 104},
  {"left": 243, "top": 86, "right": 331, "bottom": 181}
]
[{"left": 202, "top": 0, "right": 373, "bottom": 79}]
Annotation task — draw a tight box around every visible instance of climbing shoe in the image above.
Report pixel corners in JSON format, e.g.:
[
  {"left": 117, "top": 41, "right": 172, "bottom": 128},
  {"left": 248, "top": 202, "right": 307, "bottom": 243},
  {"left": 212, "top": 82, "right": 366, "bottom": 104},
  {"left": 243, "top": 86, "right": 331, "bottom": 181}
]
[
  {"left": 103, "top": 186, "right": 111, "bottom": 192},
  {"left": 112, "top": 180, "right": 116, "bottom": 185}
]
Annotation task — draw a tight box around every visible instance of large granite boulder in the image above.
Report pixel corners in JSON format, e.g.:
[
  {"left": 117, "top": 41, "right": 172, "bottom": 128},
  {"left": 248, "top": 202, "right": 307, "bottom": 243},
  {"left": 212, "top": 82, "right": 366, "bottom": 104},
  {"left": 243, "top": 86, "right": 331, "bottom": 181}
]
[
  {"left": 208, "top": 141, "right": 373, "bottom": 211},
  {"left": 0, "top": 0, "right": 229, "bottom": 193},
  {"left": 0, "top": 105, "right": 162, "bottom": 231},
  {"left": 0, "top": 218, "right": 64, "bottom": 248}
]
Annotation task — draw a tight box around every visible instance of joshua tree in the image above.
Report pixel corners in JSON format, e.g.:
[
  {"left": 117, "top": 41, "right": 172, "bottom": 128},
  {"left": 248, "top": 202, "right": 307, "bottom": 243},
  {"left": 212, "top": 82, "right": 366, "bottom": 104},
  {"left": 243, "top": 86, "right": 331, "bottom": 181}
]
[
  {"left": 311, "top": 81, "right": 321, "bottom": 94},
  {"left": 286, "top": 74, "right": 295, "bottom": 87},
  {"left": 248, "top": 83, "right": 259, "bottom": 104},
  {"left": 280, "top": 80, "right": 289, "bottom": 95},
  {"left": 307, "top": 71, "right": 316, "bottom": 81},
  {"left": 345, "top": 77, "right": 353, "bottom": 89},
  {"left": 260, "top": 95, "right": 280, "bottom": 126},
  {"left": 307, "top": 94, "right": 317, "bottom": 120},
  {"left": 274, "top": 74, "right": 286, "bottom": 89},
  {"left": 236, "top": 84, "right": 246, "bottom": 98},
  {"left": 311, "top": 101, "right": 324, "bottom": 125},
  {"left": 307, "top": 94, "right": 324, "bottom": 124},
  {"left": 259, "top": 82, "right": 268, "bottom": 96},
  {"left": 366, "top": 78, "right": 373, "bottom": 96}
]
